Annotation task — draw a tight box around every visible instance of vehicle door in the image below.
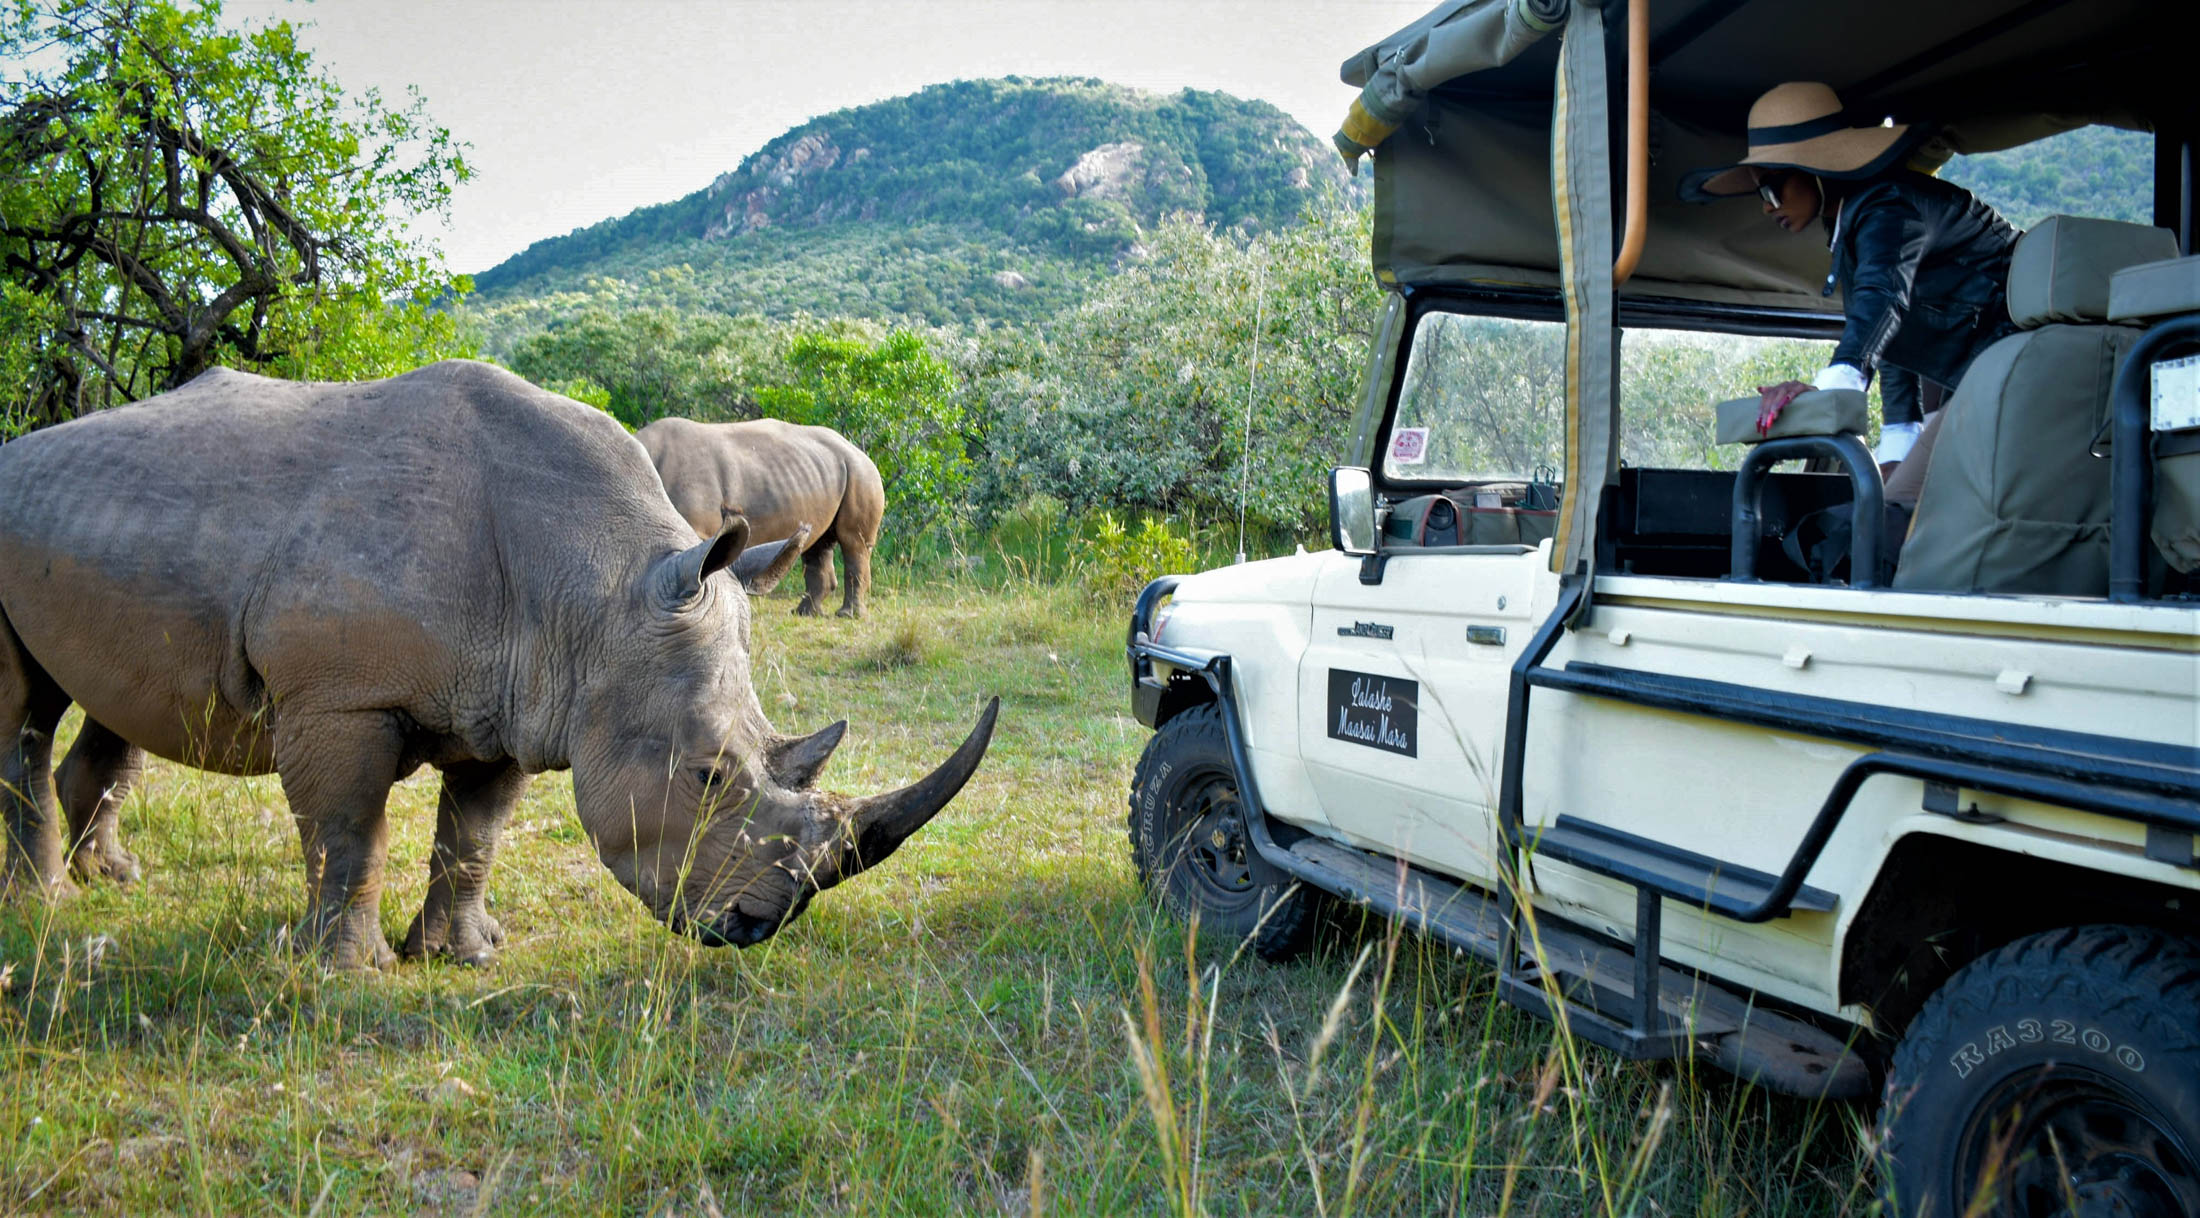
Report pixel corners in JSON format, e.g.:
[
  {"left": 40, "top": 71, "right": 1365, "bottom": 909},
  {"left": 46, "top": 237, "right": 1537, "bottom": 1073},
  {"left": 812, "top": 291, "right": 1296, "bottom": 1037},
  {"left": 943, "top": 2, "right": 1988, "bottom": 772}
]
[{"left": 1298, "top": 310, "right": 1566, "bottom": 887}]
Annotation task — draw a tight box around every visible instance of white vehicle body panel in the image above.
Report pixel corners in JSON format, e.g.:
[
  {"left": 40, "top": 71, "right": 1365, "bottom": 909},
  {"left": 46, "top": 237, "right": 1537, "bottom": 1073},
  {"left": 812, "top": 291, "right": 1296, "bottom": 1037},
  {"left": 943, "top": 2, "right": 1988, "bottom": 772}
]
[{"left": 1153, "top": 552, "right": 2200, "bottom": 1026}]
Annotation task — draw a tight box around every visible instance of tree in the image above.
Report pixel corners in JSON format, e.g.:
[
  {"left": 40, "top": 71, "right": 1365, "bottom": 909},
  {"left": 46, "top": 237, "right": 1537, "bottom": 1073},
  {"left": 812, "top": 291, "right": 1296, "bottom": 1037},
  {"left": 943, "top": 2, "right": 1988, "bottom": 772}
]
[
  {"left": 970, "top": 197, "right": 1383, "bottom": 536},
  {"left": 755, "top": 328, "right": 970, "bottom": 535},
  {"left": 0, "top": 0, "right": 472, "bottom": 434},
  {"left": 504, "top": 304, "right": 785, "bottom": 429}
]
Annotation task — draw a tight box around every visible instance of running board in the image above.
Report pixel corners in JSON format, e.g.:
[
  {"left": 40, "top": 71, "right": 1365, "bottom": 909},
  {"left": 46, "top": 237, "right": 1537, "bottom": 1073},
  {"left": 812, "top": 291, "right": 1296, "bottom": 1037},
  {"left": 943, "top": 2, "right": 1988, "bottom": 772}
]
[
  {"left": 1527, "top": 815, "right": 1838, "bottom": 919},
  {"left": 1280, "top": 835, "right": 1871, "bottom": 1100}
]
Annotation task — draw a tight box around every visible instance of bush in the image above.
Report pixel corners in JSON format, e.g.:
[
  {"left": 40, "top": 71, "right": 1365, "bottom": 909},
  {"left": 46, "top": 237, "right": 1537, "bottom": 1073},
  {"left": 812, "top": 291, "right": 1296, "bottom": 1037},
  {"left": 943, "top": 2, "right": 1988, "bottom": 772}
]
[{"left": 1077, "top": 512, "right": 1196, "bottom": 605}]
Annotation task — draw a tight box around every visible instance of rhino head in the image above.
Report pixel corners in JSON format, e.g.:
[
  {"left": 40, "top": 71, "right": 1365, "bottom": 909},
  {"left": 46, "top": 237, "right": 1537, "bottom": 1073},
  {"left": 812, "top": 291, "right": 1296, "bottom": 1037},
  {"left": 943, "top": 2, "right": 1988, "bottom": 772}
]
[{"left": 567, "top": 518, "right": 997, "bottom": 947}]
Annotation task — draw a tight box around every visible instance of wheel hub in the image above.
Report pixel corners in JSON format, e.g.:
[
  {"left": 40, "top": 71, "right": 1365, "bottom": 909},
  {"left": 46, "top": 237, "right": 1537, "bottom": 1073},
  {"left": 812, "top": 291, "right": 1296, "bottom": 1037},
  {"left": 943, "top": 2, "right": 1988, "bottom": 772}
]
[
  {"left": 1965, "top": 1072, "right": 2200, "bottom": 1218},
  {"left": 1183, "top": 782, "right": 1257, "bottom": 899}
]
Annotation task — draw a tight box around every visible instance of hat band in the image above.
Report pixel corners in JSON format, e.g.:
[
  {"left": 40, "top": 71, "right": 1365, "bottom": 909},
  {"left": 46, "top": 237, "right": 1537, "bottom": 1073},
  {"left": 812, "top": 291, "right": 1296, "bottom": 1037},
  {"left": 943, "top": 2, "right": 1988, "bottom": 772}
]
[{"left": 1749, "top": 112, "right": 1855, "bottom": 145}]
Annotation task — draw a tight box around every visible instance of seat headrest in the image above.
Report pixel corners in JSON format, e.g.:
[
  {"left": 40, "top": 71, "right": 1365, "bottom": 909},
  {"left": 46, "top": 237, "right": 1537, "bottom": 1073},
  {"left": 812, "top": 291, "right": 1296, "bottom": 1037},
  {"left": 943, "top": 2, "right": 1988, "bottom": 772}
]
[{"left": 2008, "top": 216, "right": 2180, "bottom": 328}]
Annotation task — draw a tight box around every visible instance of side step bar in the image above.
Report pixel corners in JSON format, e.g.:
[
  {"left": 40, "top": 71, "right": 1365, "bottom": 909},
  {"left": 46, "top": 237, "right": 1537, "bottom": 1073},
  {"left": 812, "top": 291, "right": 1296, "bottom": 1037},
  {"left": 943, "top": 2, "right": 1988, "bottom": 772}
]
[{"left": 1279, "top": 833, "right": 1869, "bottom": 1100}]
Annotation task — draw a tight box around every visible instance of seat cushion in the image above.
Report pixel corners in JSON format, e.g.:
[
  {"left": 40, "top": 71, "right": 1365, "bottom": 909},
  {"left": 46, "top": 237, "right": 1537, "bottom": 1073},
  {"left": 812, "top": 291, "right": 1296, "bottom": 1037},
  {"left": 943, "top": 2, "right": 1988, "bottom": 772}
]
[
  {"left": 1714, "top": 388, "right": 1867, "bottom": 444},
  {"left": 1894, "top": 324, "right": 2140, "bottom": 594},
  {"left": 2007, "top": 216, "right": 2180, "bottom": 328}
]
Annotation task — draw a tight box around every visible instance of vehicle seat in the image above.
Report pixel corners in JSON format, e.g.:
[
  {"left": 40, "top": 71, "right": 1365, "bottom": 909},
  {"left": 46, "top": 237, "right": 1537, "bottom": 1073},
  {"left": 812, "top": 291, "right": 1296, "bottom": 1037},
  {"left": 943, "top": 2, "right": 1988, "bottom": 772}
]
[
  {"left": 1385, "top": 483, "right": 1560, "bottom": 548},
  {"left": 1893, "top": 216, "right": 2180, "bottom": 595},
  {"left": 2109, "top": 253, "right": 2200, "bottom": 575}
]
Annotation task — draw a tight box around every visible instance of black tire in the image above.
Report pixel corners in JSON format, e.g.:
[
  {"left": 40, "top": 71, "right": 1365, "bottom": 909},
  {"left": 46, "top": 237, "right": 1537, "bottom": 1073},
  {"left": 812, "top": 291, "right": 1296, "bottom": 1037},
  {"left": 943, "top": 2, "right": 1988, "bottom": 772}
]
[
  {"left": 1128, "top": 702, "right": 1318, "bottom": 962},
  {"left": 1879, "top": 924, "right": 2200, "bottom": 1217}
]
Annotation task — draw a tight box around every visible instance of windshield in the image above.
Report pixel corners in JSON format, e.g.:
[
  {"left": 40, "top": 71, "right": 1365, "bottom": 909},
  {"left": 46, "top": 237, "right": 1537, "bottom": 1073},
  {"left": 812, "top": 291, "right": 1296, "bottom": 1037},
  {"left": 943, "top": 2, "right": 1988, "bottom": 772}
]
[{"left": 1383, "top": 312, "right": 1565, "bottom": 483}]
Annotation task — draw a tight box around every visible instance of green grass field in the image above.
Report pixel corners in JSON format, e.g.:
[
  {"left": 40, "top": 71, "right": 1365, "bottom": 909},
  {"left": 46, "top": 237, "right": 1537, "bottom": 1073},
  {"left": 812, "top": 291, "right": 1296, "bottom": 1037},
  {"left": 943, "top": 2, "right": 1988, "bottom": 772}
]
[{"left": 1, "top": 574, "right": 1879, "bottom": 1215}]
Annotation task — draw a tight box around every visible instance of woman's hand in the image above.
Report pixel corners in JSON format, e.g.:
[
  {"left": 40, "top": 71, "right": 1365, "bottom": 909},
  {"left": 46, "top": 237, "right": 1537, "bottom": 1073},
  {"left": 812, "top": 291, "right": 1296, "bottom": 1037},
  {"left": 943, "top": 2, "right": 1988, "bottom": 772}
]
[{"left": 1755, "top": 380, "right": 1812, "bottom": 435}]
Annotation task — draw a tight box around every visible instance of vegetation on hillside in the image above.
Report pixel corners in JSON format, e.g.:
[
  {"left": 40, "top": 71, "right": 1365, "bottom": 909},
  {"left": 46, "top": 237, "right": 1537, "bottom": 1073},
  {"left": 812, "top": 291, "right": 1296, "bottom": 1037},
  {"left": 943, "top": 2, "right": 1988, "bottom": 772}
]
[
  {"left": 466, "top": 78, "right": 1356, "bottom": 329},
  {"left": 1940, "top": 123, "right": 2155, "bottom": 230},
  {"left": 0, "top": 0, "right": 473, "bottom": 435}
]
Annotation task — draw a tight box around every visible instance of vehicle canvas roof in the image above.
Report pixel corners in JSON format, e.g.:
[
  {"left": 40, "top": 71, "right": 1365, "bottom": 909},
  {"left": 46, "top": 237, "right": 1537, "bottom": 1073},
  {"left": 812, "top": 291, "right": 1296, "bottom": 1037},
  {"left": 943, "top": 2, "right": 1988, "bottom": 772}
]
[{"left": 1344, "top": 0, "right": 2188, "bottom": 312}]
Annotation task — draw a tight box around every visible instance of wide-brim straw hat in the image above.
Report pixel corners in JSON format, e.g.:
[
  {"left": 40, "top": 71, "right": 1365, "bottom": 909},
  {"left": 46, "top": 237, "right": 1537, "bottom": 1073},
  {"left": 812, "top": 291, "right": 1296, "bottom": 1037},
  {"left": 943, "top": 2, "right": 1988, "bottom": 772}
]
[{"left": 1682, "top": 82, "right": 1923, "bottom": 201}]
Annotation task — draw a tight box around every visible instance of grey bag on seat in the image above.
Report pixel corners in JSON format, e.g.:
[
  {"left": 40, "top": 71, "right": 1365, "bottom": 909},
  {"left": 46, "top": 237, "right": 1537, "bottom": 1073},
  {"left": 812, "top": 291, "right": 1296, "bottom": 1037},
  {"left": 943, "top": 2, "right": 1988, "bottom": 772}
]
[{"left": 1713, "top": 388, "right": 1868, "bottom": 445}]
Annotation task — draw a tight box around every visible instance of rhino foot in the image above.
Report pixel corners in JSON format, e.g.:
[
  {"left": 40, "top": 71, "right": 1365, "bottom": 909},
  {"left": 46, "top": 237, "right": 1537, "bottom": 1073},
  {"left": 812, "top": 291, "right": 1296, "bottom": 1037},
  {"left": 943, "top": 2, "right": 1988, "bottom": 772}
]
[
  {"left": 286, "top": 914, "right": 397, "bottom": 972},
  {"left": 793, "top": 600, "right": 825, "bottom": 617},
  {"left": 401, "top": 906, "right": 505, "bottom": 968},
  {"left": 0, "top": 868, "right": 81, "bottom": 905},
  {"left": 835, "top": 605, "right": 863, "bottom": 619},
  {"left": 296, "top": 930, "right": 396, "bottom": 973},
  {"left": 68, "top": 844, "right": 142, "bottom": 887}
]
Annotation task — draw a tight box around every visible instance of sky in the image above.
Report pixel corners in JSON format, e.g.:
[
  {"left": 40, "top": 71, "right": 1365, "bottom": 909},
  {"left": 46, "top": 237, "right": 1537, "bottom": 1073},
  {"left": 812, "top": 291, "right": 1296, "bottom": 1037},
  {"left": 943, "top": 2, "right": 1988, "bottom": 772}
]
[{"left": 221, "top": 0, "right": 1436, "bottom": 275}]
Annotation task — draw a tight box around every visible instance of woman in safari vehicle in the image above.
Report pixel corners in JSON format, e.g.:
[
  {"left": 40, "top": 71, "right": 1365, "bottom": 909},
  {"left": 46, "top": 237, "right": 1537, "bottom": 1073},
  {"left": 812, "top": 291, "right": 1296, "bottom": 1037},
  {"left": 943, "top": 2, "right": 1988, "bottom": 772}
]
[{"left": 1685, "top": 81, "right": 2021, "bottom": 485}]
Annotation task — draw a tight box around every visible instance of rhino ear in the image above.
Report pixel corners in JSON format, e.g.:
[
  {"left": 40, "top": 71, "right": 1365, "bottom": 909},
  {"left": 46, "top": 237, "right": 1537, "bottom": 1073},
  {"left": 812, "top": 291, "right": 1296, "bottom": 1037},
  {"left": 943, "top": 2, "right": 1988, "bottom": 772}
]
[
  {"left": 656, "top": 516, "right": 750, "bottom": 609},
  {"left": 766, "top": 719, "right": 846, "bottom": 789}
]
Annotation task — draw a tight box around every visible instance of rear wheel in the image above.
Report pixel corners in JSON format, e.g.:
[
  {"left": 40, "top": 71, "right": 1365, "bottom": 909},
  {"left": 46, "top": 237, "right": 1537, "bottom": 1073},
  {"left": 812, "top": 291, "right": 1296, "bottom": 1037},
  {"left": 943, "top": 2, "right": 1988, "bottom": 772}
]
[
  {"left": 1128, "top": 703, "right": 1317, "bottom": 961},
  {"left": 1879, "top": 924, "right": 2200, "bottom": 1217}
]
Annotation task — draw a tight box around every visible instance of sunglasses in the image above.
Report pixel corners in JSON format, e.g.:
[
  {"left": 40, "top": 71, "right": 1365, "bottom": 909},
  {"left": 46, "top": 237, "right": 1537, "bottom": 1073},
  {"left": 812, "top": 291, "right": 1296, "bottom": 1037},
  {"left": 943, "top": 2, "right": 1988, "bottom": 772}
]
[{"left": 1757, "top": 172, "right": 1788, "bottom": 209}]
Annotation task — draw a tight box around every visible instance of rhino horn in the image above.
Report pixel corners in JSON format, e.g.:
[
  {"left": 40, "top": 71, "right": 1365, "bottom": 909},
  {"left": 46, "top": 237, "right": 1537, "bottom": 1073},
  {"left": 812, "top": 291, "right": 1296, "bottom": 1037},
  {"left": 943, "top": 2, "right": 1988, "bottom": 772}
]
[
  {"left": 655, "top": 516, "right": 749, "bottom": 608},
  {"left": 817, "top": 696, "right": 998, "bottom": 886},
  {"left": 733, "top": 522, "right": 810, "bottom": 594},
  {"left": 767, "top": 718, "right": 846, "bottom": 788}
]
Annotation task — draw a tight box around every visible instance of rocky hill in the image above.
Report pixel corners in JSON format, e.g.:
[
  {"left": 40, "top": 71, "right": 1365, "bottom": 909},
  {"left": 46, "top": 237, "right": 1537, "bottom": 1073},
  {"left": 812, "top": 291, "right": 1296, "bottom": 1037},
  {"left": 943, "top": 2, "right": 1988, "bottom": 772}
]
[{"left": 469, "top": 78, "right": 1354, "bottom": 328}]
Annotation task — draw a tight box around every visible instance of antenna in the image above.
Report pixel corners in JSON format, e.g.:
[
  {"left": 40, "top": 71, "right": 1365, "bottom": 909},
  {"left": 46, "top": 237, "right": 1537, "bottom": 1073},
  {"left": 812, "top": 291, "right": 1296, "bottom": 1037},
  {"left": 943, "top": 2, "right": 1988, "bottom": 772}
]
[{"left": 1235, "top": 262, "right": 1266, "bottom": 565}]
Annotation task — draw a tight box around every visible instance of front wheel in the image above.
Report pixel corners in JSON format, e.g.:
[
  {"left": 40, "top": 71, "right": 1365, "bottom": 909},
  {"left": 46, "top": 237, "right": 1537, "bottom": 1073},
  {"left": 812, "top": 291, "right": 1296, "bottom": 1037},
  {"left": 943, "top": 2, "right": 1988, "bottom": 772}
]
[
  {"left": 1128, "top": 703, "right": 1318, "bottom": 962},
  {"left": 1879, "top": 924, "right": 2200, "bottom": 1217}
]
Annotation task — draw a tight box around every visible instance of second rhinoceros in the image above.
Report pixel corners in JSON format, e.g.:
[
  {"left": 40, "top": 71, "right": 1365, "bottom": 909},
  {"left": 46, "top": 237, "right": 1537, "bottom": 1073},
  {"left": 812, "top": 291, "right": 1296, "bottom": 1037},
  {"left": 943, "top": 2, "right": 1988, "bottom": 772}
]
[
  {"left": 637, "top": 416, "right": 885, "bottom": 618},
  {"left": 0, "top": 360, "right": 995, "bottom": 969}
]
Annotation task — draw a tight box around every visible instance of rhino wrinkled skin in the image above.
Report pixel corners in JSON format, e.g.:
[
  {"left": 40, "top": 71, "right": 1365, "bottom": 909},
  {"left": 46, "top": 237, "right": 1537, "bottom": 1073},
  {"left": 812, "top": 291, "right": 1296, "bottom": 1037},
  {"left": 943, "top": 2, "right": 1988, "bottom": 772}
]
[
  {"left": 0, "top": 361, "right": 995, "bottom": 969},
  {"left": 638, "top": 416, "right": 885, "bottom": 618}
]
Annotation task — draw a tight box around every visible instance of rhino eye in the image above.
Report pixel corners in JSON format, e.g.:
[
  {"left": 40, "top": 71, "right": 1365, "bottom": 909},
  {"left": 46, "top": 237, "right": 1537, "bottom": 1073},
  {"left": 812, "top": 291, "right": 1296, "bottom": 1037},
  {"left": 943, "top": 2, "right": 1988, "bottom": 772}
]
[{"left": 695, "top": 765, "right": 729, "bottom": 791}]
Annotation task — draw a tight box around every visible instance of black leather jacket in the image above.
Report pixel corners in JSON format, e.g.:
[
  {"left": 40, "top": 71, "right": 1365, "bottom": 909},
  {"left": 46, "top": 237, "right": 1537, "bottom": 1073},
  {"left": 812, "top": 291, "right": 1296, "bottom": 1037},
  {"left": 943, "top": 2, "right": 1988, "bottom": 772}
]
[{"left": 1825, "top": 170, "right": 2020, "bottom": 424}]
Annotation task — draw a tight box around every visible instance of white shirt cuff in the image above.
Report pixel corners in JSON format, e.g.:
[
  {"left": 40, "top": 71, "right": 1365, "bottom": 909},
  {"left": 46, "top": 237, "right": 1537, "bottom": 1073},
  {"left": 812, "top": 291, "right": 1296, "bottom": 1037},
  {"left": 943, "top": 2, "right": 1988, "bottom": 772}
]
[
  {"left": 1875, "top": 420, "right": 1923, "bottom": 464},
  {"left": 1813, "top": 363, "right": 1868, "bottom": 393}
]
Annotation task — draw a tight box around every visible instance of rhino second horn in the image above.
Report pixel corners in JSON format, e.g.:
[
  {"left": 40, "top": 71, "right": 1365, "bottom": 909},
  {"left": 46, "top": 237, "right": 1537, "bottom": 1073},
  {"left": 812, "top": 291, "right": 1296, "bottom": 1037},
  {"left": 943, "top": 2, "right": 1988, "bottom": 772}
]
[
  {"left": 734, "top": 522, "right": 810, "bottom": 594},
  {"left": 768, "top": 718, "right": 846, "bottom": 789},
  {"left": 818, "top": 696, "right": 999, "bottom": 886}
]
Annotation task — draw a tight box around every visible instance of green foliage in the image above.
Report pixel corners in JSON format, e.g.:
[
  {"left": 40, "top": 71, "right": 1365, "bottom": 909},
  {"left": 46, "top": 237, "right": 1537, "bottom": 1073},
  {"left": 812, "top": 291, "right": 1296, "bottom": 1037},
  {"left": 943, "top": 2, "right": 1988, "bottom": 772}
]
[
  {"left": 755, "top": 329, "right": 970, "bottom": 534},
  {"left": 464, "top": 223, "right": 1106, "bottom": 334},
  {"left": 970, "top": 197, "right": 1382, "bottom": 535},
  {"left": 1076, "top": 512, "right": 1197, "bottom": 605},
  {"left": 504, "top": 305, "right": 787, "bottom": 428},
  {"left": 1941, "top": 125, "right": 2153, "bottom": 230},
  {"left": 0, "top": 0, "right": 473, "bottom": 432}
]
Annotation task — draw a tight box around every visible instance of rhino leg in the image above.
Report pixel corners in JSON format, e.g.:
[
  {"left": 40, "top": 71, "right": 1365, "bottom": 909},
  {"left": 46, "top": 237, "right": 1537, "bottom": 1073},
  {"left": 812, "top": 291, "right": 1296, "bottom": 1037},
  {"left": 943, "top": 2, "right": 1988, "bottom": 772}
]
[
  {"left": 795, "top": 544, "right": 838, "bottom": 617},
  {"left": 0, "top": 623, "right": 77, "bottom": 903},
  {"left": 57, "top": 719, "right": 144, "bottom": 886},
  {"left": 276, "top": 712, "right": 402, "bottom": 971},
  {"left": 402, "top": 760, "right": 523, "bottom": 967},
  {"left": 837, "top": 540, "right": 870, "bottom": 619}
]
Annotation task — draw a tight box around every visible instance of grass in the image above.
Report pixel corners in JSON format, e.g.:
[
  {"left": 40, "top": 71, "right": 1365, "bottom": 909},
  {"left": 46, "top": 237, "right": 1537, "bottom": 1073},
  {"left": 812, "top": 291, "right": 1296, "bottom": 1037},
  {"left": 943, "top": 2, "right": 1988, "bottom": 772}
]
[{"left": 2, "top": 570, "right": 1880, "bottom": 1215}]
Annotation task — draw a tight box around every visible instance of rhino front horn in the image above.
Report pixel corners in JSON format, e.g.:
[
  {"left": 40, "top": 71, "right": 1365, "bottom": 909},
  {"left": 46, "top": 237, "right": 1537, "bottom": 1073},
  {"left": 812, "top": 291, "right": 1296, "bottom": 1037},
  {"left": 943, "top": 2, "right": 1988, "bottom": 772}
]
[{"left": 824, "top": 696, "right": 999, "bottom": 884}]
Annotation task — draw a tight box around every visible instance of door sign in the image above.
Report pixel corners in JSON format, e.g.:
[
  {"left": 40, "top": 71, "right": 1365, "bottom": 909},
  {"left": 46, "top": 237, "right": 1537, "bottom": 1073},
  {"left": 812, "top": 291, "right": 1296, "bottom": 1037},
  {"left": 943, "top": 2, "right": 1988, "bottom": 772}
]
[{"left": 1326, "top": 668, "right": 1418, "bottom": 757}]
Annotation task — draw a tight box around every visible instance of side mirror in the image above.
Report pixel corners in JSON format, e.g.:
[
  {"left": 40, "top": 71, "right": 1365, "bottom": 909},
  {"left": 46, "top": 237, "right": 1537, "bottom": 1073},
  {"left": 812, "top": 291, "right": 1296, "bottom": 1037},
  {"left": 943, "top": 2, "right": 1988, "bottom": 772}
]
[{"left": 1330, "top": 467, "right": 1378, "bottom": 556}]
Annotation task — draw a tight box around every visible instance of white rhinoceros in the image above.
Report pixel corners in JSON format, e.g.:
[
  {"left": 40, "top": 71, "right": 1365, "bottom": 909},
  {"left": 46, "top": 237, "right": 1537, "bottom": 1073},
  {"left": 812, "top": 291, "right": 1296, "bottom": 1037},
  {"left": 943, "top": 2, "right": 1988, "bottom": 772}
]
[
  {"left": 637, "top": 416, "right": 885, "bottom": 618},
  {"left": 0, "top": 360, "right": 995, "bottom": 969}
]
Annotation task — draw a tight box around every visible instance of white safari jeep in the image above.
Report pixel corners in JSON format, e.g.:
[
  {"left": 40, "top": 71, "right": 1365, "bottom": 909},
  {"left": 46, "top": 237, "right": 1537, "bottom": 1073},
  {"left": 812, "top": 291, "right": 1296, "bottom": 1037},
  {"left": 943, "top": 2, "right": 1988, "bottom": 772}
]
[{"left": 1125, "top": 1, "right": 2199, "bottom": 1212}]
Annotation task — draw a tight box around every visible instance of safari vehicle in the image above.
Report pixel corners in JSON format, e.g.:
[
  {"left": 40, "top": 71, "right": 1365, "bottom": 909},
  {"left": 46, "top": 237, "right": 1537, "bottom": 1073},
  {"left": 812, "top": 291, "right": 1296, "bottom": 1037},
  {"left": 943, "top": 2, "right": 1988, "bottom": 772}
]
[{"left": 1123, "top": 0, "right": 2199, "bottom": 1211}]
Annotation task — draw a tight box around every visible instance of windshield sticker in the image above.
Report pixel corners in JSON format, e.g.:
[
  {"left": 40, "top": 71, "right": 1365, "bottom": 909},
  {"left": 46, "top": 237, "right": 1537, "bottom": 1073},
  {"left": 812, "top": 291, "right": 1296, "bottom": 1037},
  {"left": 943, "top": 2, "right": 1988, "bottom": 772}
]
[
  {"left": 1389, "top": 427, "right": 1429, "bottom": 465},
  {"left": 1327, "top": 669, "right": 1417, "bottom": 758}
]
